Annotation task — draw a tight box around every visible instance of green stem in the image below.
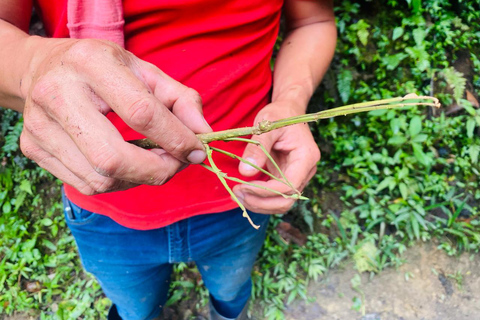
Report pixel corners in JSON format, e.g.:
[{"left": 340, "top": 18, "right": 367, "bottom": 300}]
[
  {"left": 209, "top": 146, "right": 290, "bottom": 189},
  {"left": 129, "top": 94, "right": 440, "bottom": 148},
  {"left": 225, "top": 138, "right": 300, "bottom": 195},
  {"left": 200, "top": 164, "right": 307, "bottom": 200},
  {"left": 204, "top": 145, "right": 260, "bottom": 229}
]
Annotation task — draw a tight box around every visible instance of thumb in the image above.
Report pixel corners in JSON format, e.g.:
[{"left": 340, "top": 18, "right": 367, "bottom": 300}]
[{"left": 239, "top": 133, "right": 276, "bottom": 177}]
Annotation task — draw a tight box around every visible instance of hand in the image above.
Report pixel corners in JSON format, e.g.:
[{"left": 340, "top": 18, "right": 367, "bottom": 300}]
[
  {"left": 19, "top": 38, "right": 211, "bottom": 195},
  {"left": 232, "top": 101, "right": 320, "bottom": 214}
]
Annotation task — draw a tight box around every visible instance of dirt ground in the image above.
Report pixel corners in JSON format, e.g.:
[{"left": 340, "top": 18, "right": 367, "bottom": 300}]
[{"left": 280, "top": 242, "right": 480, "bottom": 320}]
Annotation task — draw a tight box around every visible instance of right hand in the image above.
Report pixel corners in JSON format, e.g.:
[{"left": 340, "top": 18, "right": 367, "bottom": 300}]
[{"left": 19, "top": 38, "right": 212, "bottom": 195}]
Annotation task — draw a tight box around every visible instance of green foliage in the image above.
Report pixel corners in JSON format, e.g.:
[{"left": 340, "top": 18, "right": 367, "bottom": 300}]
[{"left": 0, "top": 114, "right": 108, "bottom": 318}]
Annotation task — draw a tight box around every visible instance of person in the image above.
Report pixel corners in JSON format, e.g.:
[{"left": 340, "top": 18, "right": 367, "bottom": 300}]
[{"left": 0, "top": 0, "right": 336, "bottom": 319}]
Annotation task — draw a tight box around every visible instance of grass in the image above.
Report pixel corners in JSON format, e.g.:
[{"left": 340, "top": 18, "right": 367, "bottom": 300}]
[{"left": 1, "top": 0, "right": 480, "bottom": 319}]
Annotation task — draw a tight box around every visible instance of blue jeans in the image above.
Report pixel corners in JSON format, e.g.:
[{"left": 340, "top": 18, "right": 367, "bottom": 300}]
[{"left": 62, "top": 193, "right": 270, "bottom": 320}]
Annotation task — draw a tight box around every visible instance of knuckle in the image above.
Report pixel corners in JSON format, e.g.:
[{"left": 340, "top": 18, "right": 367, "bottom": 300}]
[
  {"left": 19, "top": 133, "right": 37, "bottom": 159},
  {"left": 89, "top": 178, "right": 117, "bottom": 194},
  {"left": 30, "top": 75, "right": 58, "bottom": 106},
  {"left": 77, "top": 184, "right": 97, "bottom": 196},
  {"left": 167, "top": 136, "right": 190, "bottom": 156},
  {"left": 185, "top": 88, "right": 202, "bottom": 106},
  {"left": 126, "top": 97, "right": 156, "bottom": 131},
  {"left": 90, "top": 147, "right": 122, "bottom": 177},
  {"left": 66, "top": 40, "right": 122, "bottom": 67}
]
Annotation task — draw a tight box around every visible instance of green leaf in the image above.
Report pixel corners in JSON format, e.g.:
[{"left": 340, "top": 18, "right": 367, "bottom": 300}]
[
  {"left": 411, "top": 134, "right": 428, "bottom": 143},
  {"left": 41, "top": 218, "right": 53, "bottom": 227},
  {"left": 411, "top": 215, "right": 420, "bottom": 240},
  {"left": 413, "top": 28, "right": 426, "bottom": 46},
  {"left": 388, "top": 135, "right": 407, "bottom": 146},
  {"left": 409, "top": 116, "right": 422, "bottom": 137},
  {"left": 412, "top": 143, "right": 429, "bottom": 167},
  {"left": 376, "top": 176, "right": 395, "bottom": 192},
  {"left": 392, "top": 27, "right": 404, "bottom": 41},
  {"left": 443, "top": 67, "right": 466, "bottom": 102},
  {"left": 42, "top": 239, "right": 57, "bottom": 251},
  {"left": 467, "top": 118, "right": 476, "bottom": 138},
  {"left": 2, "top": 201, "right": 11, "bottom": 214},
  {"left": 19, "top": 179, "right": 33, "bottom": 196},
  {"left": 383, "top": 53, "right": 408, "bottom": 71},
  {"left": 399, "top": 183, "right": 409, "bottom": 199},
  {"left": 337, "top": 69, "right": 353, "bottom": 104},
  {"left": 13, "top": 192, "right": 27, "bottom": 212},
  {"left": 469, "top": 145, "right": 479, "bottom": 164}
]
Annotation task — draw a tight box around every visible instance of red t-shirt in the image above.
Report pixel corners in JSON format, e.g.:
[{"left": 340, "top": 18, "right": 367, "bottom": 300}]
[{"left": 34, "top": 0, "right": 282, "bottom": 229}]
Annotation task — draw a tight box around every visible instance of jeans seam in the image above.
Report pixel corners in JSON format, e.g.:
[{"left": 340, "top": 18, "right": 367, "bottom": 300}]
[
  {"left": 167, "top": 225, "right": 174, "bottom": 264},
  {"left": 187, "top": 218, "right": 192, "bottom": 261}
]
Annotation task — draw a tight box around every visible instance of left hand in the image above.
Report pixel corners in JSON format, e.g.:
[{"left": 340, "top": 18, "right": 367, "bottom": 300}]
[{"left": 232, "top": 101, "right": 320, "bottom": 214}]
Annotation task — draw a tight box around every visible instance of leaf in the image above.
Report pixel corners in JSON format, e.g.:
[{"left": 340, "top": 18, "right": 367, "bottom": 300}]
[
  {"left": 443, "top": 67, "right": 467, "bottom": 103},
  {"left": 411, "top": 215, "right": 420, "bottom": 240},
  {"left": 2, "top": 201, "right": 11, "bottom": 214},
  {"left": 466, "top": 90, "right": 480, "bottom": 108},
  {"left": 412, "top": 0, "right": 422, "bottom": 13},
  {"left": 469, "top": 145, "right": 479, "bottom": 164},
  {"left": 411, "top": 134, "right": 428, "bottom": 143},
  {"left": 383, "top": 53, "right": 409, "bottom": 70},
  {"left": 42, "top": 239, "right": 57, "bottom": 251},
  {"left": 19, "top": 179, "right": 33, "bottom": 196},
  {"left": 41, "top": 218, "right": 53, "bottom": 227},
  {"left": 399, "top": 183, "right": 409, "bottom": 199},
  {"left": 409, "top": 116, "right": 422, "bottom": 137},
  {"left": 467, "top": 118, "right": 476, "bottom": 138},
  {"left": 412, "top": 143, "right": 430, "bottom": 167},
  {"left": 376, "top": 176, "right": 395, "bottom": 192},
  {"left": 351, "top": 20, "right": 370, "bottom": 46},
  {"left": 13, "top": 192, "right": 27, "bottom": 212},
  {"left": 388, "top": 135, "right": 407, "bottom": 146},
  {"left": 337, "top": 69, "right": 353, "bottom": 104},
  {"left": 392, "top": 27, "right": 404, "bottom": 41},
  {"left": 413, "top": 28, "right": 426, "bottom": 46}
]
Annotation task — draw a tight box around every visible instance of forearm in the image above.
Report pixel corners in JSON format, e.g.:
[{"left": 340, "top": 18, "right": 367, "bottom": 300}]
[
  {"left": 272, "top": 6, "right": 337, "bottom": 113},
  {"left": 0, "top": 19, "right": 37, "bottom": 111}
]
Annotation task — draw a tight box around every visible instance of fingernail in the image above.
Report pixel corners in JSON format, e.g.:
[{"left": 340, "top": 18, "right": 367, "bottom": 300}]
[
  {"left": 203, "top": 117, "right": 213, "bottom": 132},
  {"left": 239, "top": 157, "right": 258, "bottom": 172},
  {"left": 187, "top": 150, "right": 207, "bottom": 164}
]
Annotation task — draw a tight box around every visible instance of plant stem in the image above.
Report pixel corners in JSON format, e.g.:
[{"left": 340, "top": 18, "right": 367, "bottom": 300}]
[{"left": 129, "top": 94, "right": 440, "bottom": 148}]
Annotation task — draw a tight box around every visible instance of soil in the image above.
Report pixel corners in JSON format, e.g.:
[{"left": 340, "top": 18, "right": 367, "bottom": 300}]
[{"left": 280, "top": 242, "right": 480, "bottom": 320}]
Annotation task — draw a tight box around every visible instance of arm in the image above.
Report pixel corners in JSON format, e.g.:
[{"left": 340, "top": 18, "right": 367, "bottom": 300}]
[
  {"left": 0, "top": 2, "right": 211, "bottom": 195},
  {"left": 233, "top": 0, "right": 337, "bottom": 214}
]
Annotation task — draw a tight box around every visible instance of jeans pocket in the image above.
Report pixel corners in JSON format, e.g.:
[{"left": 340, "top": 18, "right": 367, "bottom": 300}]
[{"left": 62, "top": 192, "right": 99, "bottom": 226}]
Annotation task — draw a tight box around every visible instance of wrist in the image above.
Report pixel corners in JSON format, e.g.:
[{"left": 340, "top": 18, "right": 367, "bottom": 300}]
[
  {"left": 271, "top": 84, "right": 312, "bottom": 115},
  {"left": 20, "top": 36, "right": 69, "bottom": 101}
]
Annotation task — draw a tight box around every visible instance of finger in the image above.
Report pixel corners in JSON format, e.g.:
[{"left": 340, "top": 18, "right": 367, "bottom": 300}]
[
  {"left": 78, "top": 53, "right": 207, "bottom": 164},
  {"left": 20, "top": 131, "right": 96, "bottom": 195},
  {"left": 29, "top": 83, "right": 187, "bottom": 186},
  {"left": 234, "top": 187, "right": 296, "bottom": 215},
  {"left": 137, "top": 60, "right": 212, "bottom": 134},
  {"left": 238, "top": 132, "right": 277, "bottom": 177},
  {"left": 21, "top": 109, "right": 140, "bottom": 193}
]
